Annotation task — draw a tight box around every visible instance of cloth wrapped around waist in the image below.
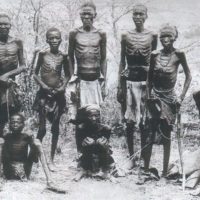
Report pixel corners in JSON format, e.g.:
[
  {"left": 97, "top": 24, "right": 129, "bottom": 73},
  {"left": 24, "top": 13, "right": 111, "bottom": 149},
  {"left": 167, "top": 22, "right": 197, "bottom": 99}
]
[
  {"left": 121, "top": 66, "right": 148, "bottom": 82},
  {"left": 147, "top": 88, "right": 177, "bottom": 126}
]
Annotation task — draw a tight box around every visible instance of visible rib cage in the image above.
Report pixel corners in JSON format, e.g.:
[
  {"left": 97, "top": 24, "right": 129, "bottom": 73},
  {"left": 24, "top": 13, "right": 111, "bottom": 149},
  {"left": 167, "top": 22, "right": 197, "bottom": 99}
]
[
  {"left": 41, "top": 52, "right": 64, "bottom": 76},
  {"left": 75, "top": 30, "right": 101, "bottom": 64},
  {"left": 153, "top": 52, "right": 179, "bottom": 90},
  {"left": 125, "top": 30, "right": 154, "bottom": 66},
  {"left": 0, "top": 41, "right": 19, "bottom": 75}
]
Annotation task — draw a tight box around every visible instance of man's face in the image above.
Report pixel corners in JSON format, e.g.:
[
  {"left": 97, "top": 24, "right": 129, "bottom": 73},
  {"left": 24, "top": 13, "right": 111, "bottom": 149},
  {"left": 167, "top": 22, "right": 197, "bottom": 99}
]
[
  {"left": 10, "top": 115, "right": 24, "bottom": 133},
  {"left": 132, "top": 9, "right": 147, "bottom": 27},
  {"left": 46, "top": 31, "right": 61, "bottom": 50},
  {"left": 80, "top": 6, "right": 96, "bottom": 28},
  {"left": 160, "top": 34, "right": 175, "bottom": 49},
  {"left": 87, "top": 110, "right": 100, "bottom": 126},
  {"left": 0, "top": 17, "right": 11, "bottom": 36}
]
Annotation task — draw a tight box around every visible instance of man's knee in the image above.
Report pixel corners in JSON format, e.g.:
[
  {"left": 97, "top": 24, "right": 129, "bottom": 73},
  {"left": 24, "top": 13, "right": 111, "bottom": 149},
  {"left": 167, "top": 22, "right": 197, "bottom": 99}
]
[{"left": 51, "top": 123, "right": 59, "bottom": 134}]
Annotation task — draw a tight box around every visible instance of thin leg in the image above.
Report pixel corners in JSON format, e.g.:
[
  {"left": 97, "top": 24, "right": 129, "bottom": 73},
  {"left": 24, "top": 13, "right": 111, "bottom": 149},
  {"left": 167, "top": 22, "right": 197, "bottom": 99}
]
[
  {"left": 163, "top": 138, "right": 171, "bottom": 176},
  {"left": 50, "top": 120, "right": 60, "bottom": 163},
  {"left": 0, "top": 138, "right": 4, "bottom": 176},
  {"left": 37, "top": 111, "right": 46, "bottom": 142}
]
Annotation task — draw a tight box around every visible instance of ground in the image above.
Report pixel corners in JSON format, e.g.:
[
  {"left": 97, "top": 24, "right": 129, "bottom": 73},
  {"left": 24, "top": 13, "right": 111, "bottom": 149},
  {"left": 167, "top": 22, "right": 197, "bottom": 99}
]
[{"left": 0, "top": 122, "right": 199, "bottom": 200}]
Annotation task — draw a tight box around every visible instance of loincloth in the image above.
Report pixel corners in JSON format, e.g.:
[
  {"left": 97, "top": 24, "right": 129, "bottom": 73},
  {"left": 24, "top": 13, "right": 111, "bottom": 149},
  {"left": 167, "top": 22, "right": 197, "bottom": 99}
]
[
  {"left": 33, "top": 88, "right": 66, "bottom": 123},
  {"left": 143, "top": 88, "right": 176, "bottom": 145},
  {"left": 124, "top": 81, "right": 146, "bottom": 125},
  {"left": 69, "top": 79, "right": 103, "bottom": 107},
  {"left": 147, "top": 88, "right": 177, "bottom": 126},
  {"left": 3, "top": 161, "right": 26, "bottom": 180}
]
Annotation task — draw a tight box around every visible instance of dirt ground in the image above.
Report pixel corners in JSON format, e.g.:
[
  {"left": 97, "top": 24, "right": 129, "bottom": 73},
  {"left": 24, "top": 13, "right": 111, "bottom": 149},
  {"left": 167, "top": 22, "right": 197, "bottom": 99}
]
[{"left": 0, "top": 124, "right": 199, "bottom": 200}]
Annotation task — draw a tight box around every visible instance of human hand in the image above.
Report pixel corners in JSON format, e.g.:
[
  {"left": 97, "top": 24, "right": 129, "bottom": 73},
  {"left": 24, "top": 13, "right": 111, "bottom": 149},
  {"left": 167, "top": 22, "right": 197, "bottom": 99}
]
[
  {"left": 42, "top": 84, "right": 51, "bottom": 93},
  {"left": 175, "top": 97, "right": 183, "bottom": 109},
  {"left": 82, "top": 137, "right": 95, "bottom": 147},
  {"left": 55, "top": 86, "right": 65, "bottom": 93},
  {"left": 117, "top": 87, "right": 124, "bottom": 104},
  {"left": 96, "top": 136, "right": 109, "bottom": 147}
]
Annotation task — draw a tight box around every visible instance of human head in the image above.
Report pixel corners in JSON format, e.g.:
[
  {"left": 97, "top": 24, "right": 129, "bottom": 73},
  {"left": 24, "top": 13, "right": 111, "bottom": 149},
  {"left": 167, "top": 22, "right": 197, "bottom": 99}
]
[
  {"left": 46, "top": 27, "right": 62, "bottom": 50},
  {"left": 160, "top": 24, "right": 178, "bottom": 49},
  {"left": 132, "top": 4, "right": 148, "bottom": 28},
  {"left": 78, "top": 104, "right": 100, "bottom": 126},
  {"left": 10, "top": 113, "right": 25, "bottom": 133},
  {"left": 80, "top": 1, "right": 97, "bottom": 29},
  {"left": 0, "top": 13, "right": 11, "bottom": 37}
]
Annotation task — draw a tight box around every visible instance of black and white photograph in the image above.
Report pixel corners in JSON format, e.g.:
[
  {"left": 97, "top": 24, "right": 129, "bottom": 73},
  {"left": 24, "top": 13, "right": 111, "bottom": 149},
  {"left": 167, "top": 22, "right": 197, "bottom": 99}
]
[{"left": 0, "top": 0, "right": 199, "bottom": 199}]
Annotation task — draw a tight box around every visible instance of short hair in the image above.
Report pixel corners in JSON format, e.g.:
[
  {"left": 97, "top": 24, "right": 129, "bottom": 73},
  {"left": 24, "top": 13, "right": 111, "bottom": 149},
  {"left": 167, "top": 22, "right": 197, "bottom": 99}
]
[
  {"left": 46, "top": 27, "right": 61, "bottom": 39},
  {"left": 80, "top": 1, "right": 96, "bottom": 12},
  {"left": 132, "top": 4, "right": 147, "bottom": 14},
  {"left": 0, "top": 13, "right": 11, "bottom": 24},
  {"left": 10, "top": 113, "right": 25, "bottom": 123},
  {"left": 160, "top": 24, "right": 178, "bottom": 40}
]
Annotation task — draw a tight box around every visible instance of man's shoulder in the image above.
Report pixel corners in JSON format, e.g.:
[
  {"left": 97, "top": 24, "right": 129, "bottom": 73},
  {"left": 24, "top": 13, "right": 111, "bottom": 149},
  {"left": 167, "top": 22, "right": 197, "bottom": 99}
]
[
  {"left": 7, "top": 36, "right": 23, "bottom": 47},
  {"left": 174, "top": 49, "right": 185, "bottom": 56},
  {"left": 97, "top": 29, "right": 106, "bottom": 37},
  {"left": 69, "top": 28, "right": 81, "bottom": 35},
  {"left": 144, "top": 29, "right": 157, "bottom": 36}
]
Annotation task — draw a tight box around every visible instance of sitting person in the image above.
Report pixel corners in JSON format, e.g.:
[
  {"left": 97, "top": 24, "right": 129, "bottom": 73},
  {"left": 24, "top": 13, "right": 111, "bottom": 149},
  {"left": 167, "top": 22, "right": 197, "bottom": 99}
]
[
  {"left": 0, "top": 113, "right": 66, "bottom": 193},
  {"left": 70, "top": 104, "right": 115, "bottom": 179}
]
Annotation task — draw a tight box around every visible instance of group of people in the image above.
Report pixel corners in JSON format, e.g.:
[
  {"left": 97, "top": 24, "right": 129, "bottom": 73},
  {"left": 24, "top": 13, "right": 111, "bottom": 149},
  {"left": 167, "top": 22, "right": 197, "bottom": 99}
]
[{"left": 0, "top": 0, "right": 199, "bottom": 195}]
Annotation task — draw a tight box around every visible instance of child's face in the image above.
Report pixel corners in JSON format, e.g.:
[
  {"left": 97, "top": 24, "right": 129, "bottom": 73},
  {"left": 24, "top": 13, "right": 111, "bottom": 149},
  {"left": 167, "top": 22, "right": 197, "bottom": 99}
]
[
  {"left": 46, "top": 31, "right": 61, "bottom": 50},
  {"left": 10, "top": 115, "right": 24, "bottom": 133}
]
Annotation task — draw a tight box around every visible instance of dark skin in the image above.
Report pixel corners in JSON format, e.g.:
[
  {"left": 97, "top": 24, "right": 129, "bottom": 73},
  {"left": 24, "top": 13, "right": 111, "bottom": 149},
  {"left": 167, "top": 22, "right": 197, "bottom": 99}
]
[
  {"left": 117, "top": 6, "right": 157, "bottom": 168},
  {"left": 33, "top": 30, "right": 71, "bottom": 167},
  {"left": 68, "top": 5, "right": 107, "bottom": 97},
  {"left": 0, "top": 15, "right": 26, "bottom": 137},
  {"left": 146, "top": 32, "right": 192, "bottom": 176},
  {"left": 0, "top": 115, "right": 66, "bottom": 193}
]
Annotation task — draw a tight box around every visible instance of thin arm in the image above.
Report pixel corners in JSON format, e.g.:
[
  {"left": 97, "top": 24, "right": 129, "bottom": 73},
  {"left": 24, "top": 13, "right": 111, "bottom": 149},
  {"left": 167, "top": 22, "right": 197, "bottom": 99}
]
[{"left": 118, "top": 34, "right": 126, "bottom": 88}]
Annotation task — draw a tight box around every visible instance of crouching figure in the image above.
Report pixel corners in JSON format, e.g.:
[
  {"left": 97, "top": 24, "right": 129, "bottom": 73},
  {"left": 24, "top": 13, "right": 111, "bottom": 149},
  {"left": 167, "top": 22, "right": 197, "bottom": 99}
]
[{"left": 70, "top": 104, "right": 115, "bottom": 180}]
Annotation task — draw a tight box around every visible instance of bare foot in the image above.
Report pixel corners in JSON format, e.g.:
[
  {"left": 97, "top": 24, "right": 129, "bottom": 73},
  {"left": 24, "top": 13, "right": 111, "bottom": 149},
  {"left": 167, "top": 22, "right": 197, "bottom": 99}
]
[
  {"left": 47, "top": 181, "right": 67, "bottom": 194},
  {"left": 48, "top": 162, "right": 57, "bottom": 172},
  {"left": 73, "top": 170, "right": 86, "bottom": 182}
]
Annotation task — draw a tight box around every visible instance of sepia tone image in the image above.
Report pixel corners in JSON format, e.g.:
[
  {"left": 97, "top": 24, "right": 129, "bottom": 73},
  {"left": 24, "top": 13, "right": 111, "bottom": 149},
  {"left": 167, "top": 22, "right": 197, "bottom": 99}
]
[{"left": 0, "top": 0, "right": 199, "bottom": 199}]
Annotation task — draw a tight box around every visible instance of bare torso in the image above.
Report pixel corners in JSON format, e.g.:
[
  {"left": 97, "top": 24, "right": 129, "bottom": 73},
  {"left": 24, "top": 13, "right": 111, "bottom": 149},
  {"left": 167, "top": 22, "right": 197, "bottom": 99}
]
[
  {"left": 125, "top": 29, "right": 155, "bottom": 68},
  {"left": 39, "top": 50, "right": 65, "bottom": 88},
  {"left": 3, "top": 133, "right": 32, "bottom": 162},
  {"left": 74, "top": 28, "right": 102, "bottom": 81},
  {"left": 0, "top": 37, "right": 20, "bottom": 77},
  {"left": 153, "top": 50, "right": 180, "bottom": 91}
]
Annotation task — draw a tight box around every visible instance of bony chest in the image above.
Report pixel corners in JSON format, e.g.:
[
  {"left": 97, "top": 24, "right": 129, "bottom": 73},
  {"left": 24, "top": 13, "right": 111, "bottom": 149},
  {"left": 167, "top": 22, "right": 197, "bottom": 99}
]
[
  {"left": 127, "top": 32, "right": 153, "bottom": 49},
  {"left": 0, "top": 42, "right": 18, "bottom": 57},
  {"left": 43, "top": 53, "right": 63, "bottom": 69},
  {"left": 76, "top": 32, "right": 101, "bottom": 47}
]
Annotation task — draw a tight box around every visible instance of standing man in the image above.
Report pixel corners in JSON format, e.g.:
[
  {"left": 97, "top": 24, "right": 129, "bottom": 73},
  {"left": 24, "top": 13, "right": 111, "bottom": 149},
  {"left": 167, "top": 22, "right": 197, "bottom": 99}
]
[
  {"left": 68, "top": 1, "right": 107, "bottom": 151},
  {"left": 33, "top": 28, "right": 71, "bottom": 169},
  {"left": 0, "top": 13, "right": 26, "bottom": 137},
  {"left": 117, "top": 4, "right": 157, "bottom": 168}
]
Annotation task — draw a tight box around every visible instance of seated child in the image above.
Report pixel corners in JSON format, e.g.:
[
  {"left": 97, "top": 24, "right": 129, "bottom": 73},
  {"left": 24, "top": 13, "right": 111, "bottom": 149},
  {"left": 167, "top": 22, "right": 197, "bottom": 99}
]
[{"left": 0, "top": 113, "right": 65, "bottom": 193}]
